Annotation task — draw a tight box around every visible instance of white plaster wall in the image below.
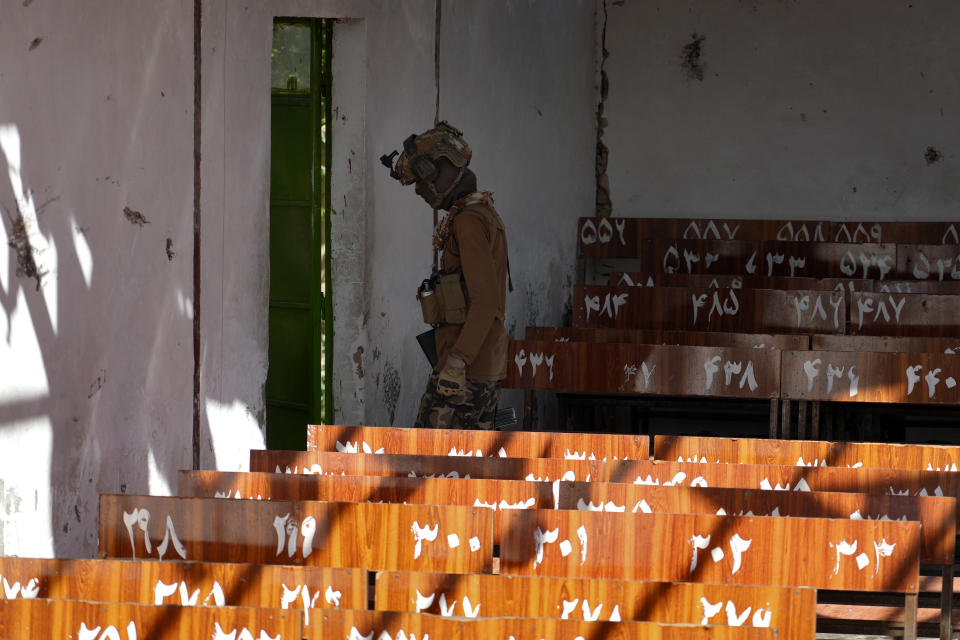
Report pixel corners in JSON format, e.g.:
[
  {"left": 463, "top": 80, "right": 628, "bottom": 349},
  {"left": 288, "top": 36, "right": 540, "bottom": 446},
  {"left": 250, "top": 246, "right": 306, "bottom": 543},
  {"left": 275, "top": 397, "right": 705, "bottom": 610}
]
[
  {"left": 604, "top": 0, "right": 960, "bottom": 220},
  {"left": 363, "top": 0, "right": 598, "bottom": 428},
  {"left": 0, "top": 0, "right": 195, "bottom": 557}
]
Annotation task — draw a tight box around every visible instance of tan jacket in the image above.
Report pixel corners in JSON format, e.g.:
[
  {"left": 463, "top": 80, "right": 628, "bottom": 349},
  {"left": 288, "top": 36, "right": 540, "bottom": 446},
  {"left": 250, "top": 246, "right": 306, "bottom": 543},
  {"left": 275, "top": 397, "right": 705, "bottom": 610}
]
[{"left": 433, "top": 198, "right": 509, "bottom": 381}]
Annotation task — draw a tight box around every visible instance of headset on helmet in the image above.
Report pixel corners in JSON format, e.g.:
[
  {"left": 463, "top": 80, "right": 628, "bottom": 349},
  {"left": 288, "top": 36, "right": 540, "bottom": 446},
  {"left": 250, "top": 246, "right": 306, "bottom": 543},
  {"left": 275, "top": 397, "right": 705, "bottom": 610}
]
[{"left": 381, "top": 121, "right": 472, "bottom": 185}]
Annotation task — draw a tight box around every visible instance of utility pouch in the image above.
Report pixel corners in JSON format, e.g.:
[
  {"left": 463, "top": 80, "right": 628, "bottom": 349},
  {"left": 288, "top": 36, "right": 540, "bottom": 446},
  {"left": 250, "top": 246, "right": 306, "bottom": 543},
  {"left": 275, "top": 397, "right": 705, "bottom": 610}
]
[{"left": 417, "top": 271, "right": 467, "bottom": 325}]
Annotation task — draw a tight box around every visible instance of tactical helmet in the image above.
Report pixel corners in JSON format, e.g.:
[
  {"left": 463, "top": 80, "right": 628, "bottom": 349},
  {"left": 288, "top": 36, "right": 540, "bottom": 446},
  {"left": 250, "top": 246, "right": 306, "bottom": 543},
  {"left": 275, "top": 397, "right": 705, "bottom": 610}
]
[{"left": 381, "top": 121, "right": 471, "bottom": 185}]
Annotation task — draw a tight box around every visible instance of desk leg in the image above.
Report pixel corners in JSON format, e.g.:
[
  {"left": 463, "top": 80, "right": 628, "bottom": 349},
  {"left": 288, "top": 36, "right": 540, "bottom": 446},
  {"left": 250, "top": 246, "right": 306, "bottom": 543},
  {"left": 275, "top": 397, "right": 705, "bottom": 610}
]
[
  {"left": 780, "top": 398, "right": 792, "bottom": 439},
  {"left": 769, "top": 399, "right": 779, "bottom": 439},
  {"left": 941, "top": 563, "right": 953, "bottom": 640},
  {"left": 798, "top": 401, "right": 808, "bottom": 439},
  {"left": 811, "top": 401, "right": 821, "bottom": 440},
  {"left": 904, "top": 592, "right": 918, "bottom": 640}
]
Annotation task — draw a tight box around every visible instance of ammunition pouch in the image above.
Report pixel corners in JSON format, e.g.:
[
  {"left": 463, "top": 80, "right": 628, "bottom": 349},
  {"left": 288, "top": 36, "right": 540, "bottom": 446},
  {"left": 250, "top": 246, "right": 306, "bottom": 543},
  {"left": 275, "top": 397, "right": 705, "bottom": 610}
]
[{"left": 417, "top": 271, "right": 468, "bottom": 325}]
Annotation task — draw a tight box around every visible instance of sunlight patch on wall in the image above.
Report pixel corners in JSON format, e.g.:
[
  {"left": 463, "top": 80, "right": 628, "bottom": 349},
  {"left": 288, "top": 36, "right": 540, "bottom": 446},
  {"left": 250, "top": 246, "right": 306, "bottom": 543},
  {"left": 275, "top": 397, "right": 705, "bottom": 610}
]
[
  {"left": 147, "top": 447, "right": 172, "bottom": 497},
  {"left": 0, "top": 416, "right": 54, "bottom": 557},
  {"left": 0, "top": 123, "right": 58, "bottom": 335},
  {"left": 0, "top": 288, "right": 50, "bottom": 404},
  {"left": 71, "top": 216, "right": 94, "bottom": 289},
  {"left": 206, "top": 398, "right": 266, "bottom": 472}
]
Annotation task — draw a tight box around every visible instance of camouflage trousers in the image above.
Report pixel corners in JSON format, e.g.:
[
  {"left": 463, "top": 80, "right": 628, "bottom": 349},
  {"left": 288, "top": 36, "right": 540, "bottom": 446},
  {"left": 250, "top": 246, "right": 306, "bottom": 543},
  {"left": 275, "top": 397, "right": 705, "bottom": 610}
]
[{"left": 414, "top": 372, "right": 501, "bottom": 429}]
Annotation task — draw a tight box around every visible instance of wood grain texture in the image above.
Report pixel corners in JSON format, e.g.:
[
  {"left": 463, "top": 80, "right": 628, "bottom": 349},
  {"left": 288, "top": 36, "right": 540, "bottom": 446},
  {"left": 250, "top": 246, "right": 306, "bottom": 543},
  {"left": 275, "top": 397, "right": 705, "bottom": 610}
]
[
  {"left": 374, "top": 570, "right": 814, "bottom": 640},
  {"left": 504, "top": 340, "right": 780, "bottom": 399},
  {"left": 250, "top": 450, "right": 603, "bottom": 482},
  {"left": 556, "top": 481, "right": 954, "bottom": 564},
  {"left": 98, "top": 496, "right": 493, "bottom": 574},
  {"left": 781, "top": 349, "right": 960, "bottom": 404},
  {"left": 525, "top": 325, "right": 810, "bottom": 350},
  {"left": 0, "top": 557, "right": 364, "bottom": 621},
  {"left": 811, "top": 334, "right": 960, "bottom": 353},
  {"left": 304, "top": 423, "right": 648, "bottom": 459},
  {"left": 655, "top": 435, "right": 960, "bottom": 477},
  {"left": 0, "top": 600, "right": 301, "bottom": 639},
  {"left": 573, "top": 285, "right": 846, "bottom": 334},
  {"left": 308, "top": 608, "right": 777, "bottom": 640},
  {"left": 898, "top": 245, "right": 960, "bottom": 283},
  {"left": 849, "top": 292, "right": 960, "bottom": 337},
  {"left": 499, "top": 509, "right": 920, "bottom": 592},
  {"left": 375, "top": 571, "right": 816, "bottom": 640},
  {"left": 178, "top": 470, "right": 554, "bottom": 545},
  {"left": 605, "top": 458, "right": 960, "bottom": 529},
  {"left": 611, "top": 271, "right": 877, "bottom": 293}
]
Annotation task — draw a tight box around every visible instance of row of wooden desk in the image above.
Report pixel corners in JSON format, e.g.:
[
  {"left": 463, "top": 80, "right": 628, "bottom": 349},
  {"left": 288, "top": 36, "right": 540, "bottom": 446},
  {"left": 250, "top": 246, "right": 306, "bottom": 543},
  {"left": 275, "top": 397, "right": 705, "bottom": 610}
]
[{"left": 6, "top": 425, "right": 960, "bottom": 639}]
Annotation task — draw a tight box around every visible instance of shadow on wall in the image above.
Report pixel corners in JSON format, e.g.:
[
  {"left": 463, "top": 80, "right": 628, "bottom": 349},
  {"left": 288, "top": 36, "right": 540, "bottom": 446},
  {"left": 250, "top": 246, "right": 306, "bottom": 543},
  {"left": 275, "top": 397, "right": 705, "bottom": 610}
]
[{"left": 0, "top": 117, "right": 206, "bottom": 558}]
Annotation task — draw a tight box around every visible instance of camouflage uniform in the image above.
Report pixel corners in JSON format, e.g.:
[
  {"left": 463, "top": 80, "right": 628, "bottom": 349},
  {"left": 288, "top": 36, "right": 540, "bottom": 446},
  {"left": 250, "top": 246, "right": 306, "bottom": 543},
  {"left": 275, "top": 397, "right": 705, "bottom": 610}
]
[{"left": 415, "top": 371, "right": 500, "bottom": 429}]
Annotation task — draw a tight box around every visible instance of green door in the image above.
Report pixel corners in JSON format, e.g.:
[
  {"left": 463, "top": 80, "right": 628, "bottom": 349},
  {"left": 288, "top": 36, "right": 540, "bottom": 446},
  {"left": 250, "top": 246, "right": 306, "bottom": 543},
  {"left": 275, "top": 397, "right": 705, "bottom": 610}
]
[{"left": 266, "top": 19, "right": 333, "bottom": 449}]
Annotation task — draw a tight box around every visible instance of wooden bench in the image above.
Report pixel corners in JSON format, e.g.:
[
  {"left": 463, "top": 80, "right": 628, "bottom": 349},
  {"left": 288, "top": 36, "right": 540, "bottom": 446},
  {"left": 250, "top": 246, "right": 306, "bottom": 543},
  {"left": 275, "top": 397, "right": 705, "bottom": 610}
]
[
  {"left": 499, "top": 507, "right": 921, "bottom": 639},
  {"left": 309, "top": 608, "right": 777, "bottom": 640},
  {"left": 503, "top": 340, "right": 780, "bottom": 399},
  {"left": 573, "top": 285, "right": 846, "bottom": 334},
  {"left": 305, "top": 423, "right": 647, "bottom": 459},
  {"left": 0, "top": 556, "right": 363, "bottom": 629},
  {"left": 849, "top": 292, "right": 960, "bottom": 337},
  {"left": 178, "top": 470, "right": 553, "bottom": 544},
  {"left": 556, "top": 481, "right": 954, "bottom": 565},
  {"left": 0, "top": 599, "right": 302, "bottom": 639},
  {"left": 781, "top": 349, "right": 960, "bottom": 405},
  {"left": 812, "top": 334, "right": 960, "bottom": 354},
  {"left": 374, "top": 570, "right": 813, "bottom": 640},
  {"left": 250, "top": 449, "right": 603, "bottom": 482},
  {"left": 655, "top": 434, "right": 960, "bottom": 476},
  {"left": 525, "top": 325, "right": 810, "bottom": 350},
  {"left": 610, "top": 271, "right": 877, "bottom": 293},
  {"left": 98, "top": 496, "right": 493, "bottom": 574},
  {"left": 577, "top": 217, "right": 960, "bottom": 258}
]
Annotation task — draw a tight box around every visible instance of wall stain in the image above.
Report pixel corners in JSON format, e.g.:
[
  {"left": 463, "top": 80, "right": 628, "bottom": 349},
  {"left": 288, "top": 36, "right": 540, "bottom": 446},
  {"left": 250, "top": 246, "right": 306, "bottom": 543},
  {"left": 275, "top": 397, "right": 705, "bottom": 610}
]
[
  {"left": 27, "top": 37, "right": 42, "bottom": 51},
  {"left": 87, "top": 369, "right": 106, "bottom": 399},
  {"left": 123, "top": 206, "right": 149, "bottom": 226},
  {"left": 166, "top": 238, "right": 175, "bottom": 261},
  {"left": 7, "top": 215, "right": 44, "bottom": 290},
  {"left": 382, "top": 362, "right": 401, "bottom": 425},
  {"left": 353, "top": 345, "right": 365, "bottom": 379},
  {"left": 925, "top": 146, "right": 942, "bottom": 165},
  {"left": 681, "top": 33, "right": 707, "bottom": 81}
]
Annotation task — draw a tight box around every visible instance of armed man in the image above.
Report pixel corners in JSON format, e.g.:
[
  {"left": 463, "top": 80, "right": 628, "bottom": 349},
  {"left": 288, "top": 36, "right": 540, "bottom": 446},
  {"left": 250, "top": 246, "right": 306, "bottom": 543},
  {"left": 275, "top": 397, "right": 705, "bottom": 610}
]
[{"left": 382, "top": 122, "right": 510, "bottom": 429}]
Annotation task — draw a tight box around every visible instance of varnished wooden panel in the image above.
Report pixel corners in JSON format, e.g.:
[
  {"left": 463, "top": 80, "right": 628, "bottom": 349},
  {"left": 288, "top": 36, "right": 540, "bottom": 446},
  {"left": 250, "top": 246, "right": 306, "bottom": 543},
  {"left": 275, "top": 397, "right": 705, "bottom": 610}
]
[
  {"left": 250, "top": 450, "right": 602, "bottom": 482},
  {"left": 612, "top": 271, "right": 876, "bottom": 293},
  {"left": 781, "top": 349, "right": 960, "bottom": 404},
  {"left": 557, "top": 481, "right": 954, "bottom": 564},
  {"left": 578, "top": 216, "right": 959, "bottom": 258},
  {"left": 375, "top": 571, "right": 813, "bottom": 640},
  {"left": 605, "top": 458, "right": 960, "bottom": 528},
  {"left": 98, "top": 496, "right": 493, "bottom": 573},
  {"left": 305, "top": 424, "right": 647, "bottom": 459},
  {"left": 877, "top": 279, "right": 960, "bottom": 294},
  {"left": 503, "top": 340, "right": 780, "bottom": 400},
  {"left": 178, "top": 470, "right": 553, "bottom": 544},
  {"left": 309, "top": 608, "right": 776, "bottom": 640},
  {"left": 525, "top": 325, "right": 809, "bottom": 350},
  {"left": 573, "top": 285, "right": 845, "bottom": 334},
  {"left": 811, "top": 334, "right": 960, "bottom": 354},
  {"left": 0, "top": 600, "right": 301, "bottom": 639},
  {"left": 0, "top": 557, "right": 364, "bottom": 624},
  {"left": 654, "top": 435, "right": 960, "bottom": 477},
  {"left": 898, "top": 244, "right": 960, "bottom": 283},
  {"left": 499, "top": 509, "right": 920, "bottom": 592},
  {"left": 850, "top": 292, "right": 960, "bottom": 337},
  {"left": 759, "top": 241, "right": 898, "bottom": 280},
  {"left": 652, "top": 239, "right": 760, "bottom": 276}
]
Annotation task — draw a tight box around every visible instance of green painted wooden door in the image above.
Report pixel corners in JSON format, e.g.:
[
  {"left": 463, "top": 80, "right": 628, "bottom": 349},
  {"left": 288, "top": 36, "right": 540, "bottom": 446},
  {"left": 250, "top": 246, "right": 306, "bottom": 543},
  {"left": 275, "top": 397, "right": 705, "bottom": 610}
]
[{"left": 266, "top": 19, "right": 333, "bottom": 449}]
